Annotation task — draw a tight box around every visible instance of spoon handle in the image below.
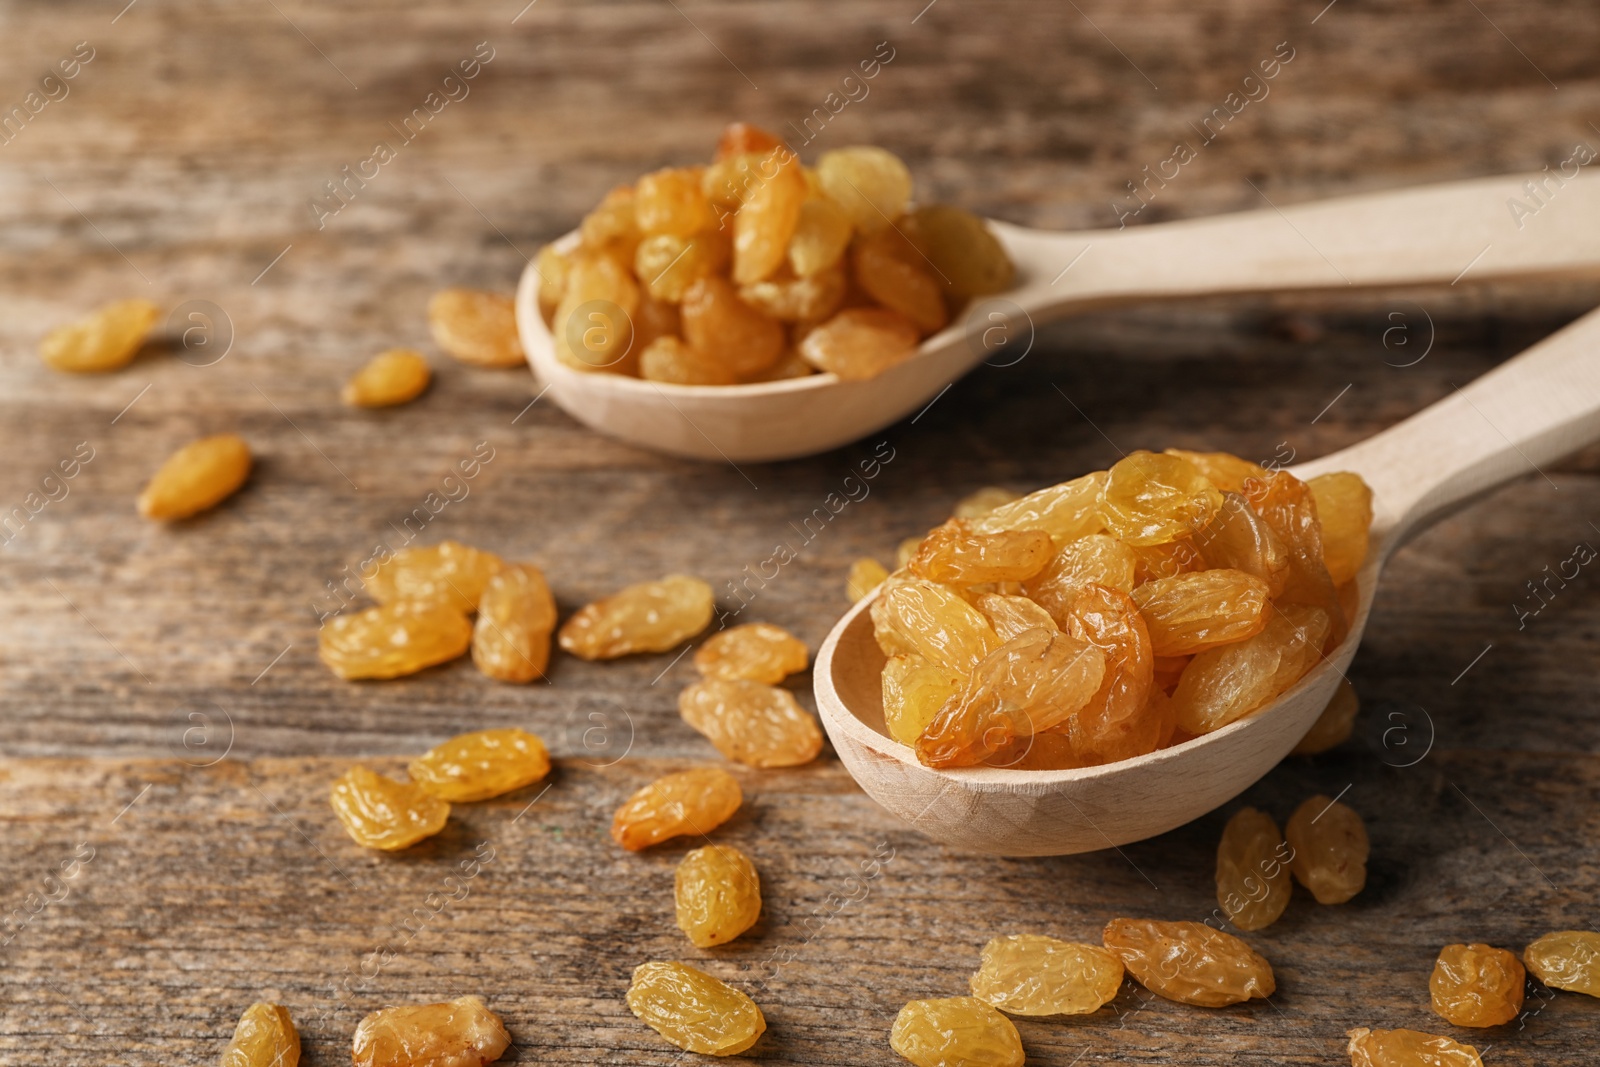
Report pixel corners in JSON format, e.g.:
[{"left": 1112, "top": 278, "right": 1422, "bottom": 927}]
[{"left": 1295, "top": 306, "right": 1600, "bottom": 548}]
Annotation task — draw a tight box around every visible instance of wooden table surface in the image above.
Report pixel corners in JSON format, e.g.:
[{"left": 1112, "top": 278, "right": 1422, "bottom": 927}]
[{"left": 3, "top": 2, "right": 1599, "bottom": 1064}]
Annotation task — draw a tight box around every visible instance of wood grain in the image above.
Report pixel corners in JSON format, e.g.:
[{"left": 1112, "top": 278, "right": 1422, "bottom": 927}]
[{"left": 2, "top": 0, "right": 1600, "bottom": 1063}]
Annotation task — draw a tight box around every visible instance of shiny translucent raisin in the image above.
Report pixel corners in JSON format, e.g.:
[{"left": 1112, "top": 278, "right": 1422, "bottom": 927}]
[
  {"left": 552, "top": 251, "right": 641, "bottom": 374},
  {"left": 745, "top": 348, "right": 815, "bottom": 381},
  {"left": 635, "top": 230, "right": 730, "bottom": 303},
  {"left": 1347, "top": 1027, "right": 1483, "bottom": 1067},
  {"left": 788, "top": 196, "right": 854, "bottom": 277},
  {"left": 953, "top": 486, "right": 1021, "bottom": 519},
  {"left": 367, "top": 540, "right": 505, "bottom": 614},
  {"left": 908, "top": 205, "right": 1015, "bottom": 299},
  {"left": 408, "top": 728, "right": 550, "bottom": 802},
  {"left": 1099, "top": 451, "right": 1224, "bottom": 546},
  {"left": 1291, "top": 677, "right": 1359, "bottom": 755},
  {"left": 972, "top": 472, "right": 1107, "bottom": 544},
  {"left": 985, "top": 727, "right": 1085, "bottom": 770},
  {"left": 798, "top": 307, "right": 919, "bottom": 380},
  {"left": 330, "top": 766, "right": 450, "bottom": 850},
  {"left": 873, "top": 577, "right": 999, "bottom": 673},
  {"left": 1524, "top": 931, "right": 1600, "bottom": 996},
  {"left": 974, "top": 593, "right": 1058, "bottom": 642},
  {"left": 1244, "top": 470, "right": 1346, "bottom": 641},
  {"left": 881, "top": 653, "right": 965, "bottom": 746},
  {"left": 889, "top": 996, "right": 1023, "bottom": 1067},
  {"left": 852, "top": 227, "right": 949, "bottom": 335},
  {"left": 732, "top": 148, "right": 807, "bottom": 285},
  {"left": 846, "top": 557, "right": 890, "bottom": 602},
  {"left": 680, "top": 275, "right": 784, "bottom": 379},
  {"left": 678, "top": 678, "right": 823, "bottom": 768},
  {"left": 816, "top": 146, "right": 913, "bottom": 233},
  {"left": 579, "top": 185, "right": 641, "bottom": 261},
  {"left": 318, "top": 602, "right": 473, "bottom": 680},
  {"left": 1285, "top": 794, "right": 1368, "bottom": 904},
  {"left": 1215, "top": 807, "right": 1293, "bottom": 932},
  {"left": 1061, "top": 584, "right": 1160, "bottom": 766},
  {"left": 428, "top": 288, "right": 524, "bottom": 368},
  {"left": 1131, "top": 569, "right": 1271, "bottom": 656},
  {"left": 1024, "top": 534, "right": 1138, "bottom": 623},
  {"left": 611, "top": 767, "right": 742, "bottom": 851},
  {"left": 558, "top": 575, "right": 714, "bottom": 660},
  {"left": 635, "top": 166, "right": 716, "bottom": 236},
  {"left": 627, "top": 961, "right": 766, "bottom": 1056},
  {"left": 1129, "top": 538, "right": 1205, "bottom": 586},
  {"left": 137, "top": 433, "right": 252, "bottom": 520},
  {"left": 473, "top": 564, "right": 558, "bottom": 682},
  {"left": 343, "top": 349, "right": 432, "bottom": 408},
  {"left": 1196, "top": 492, "right": 1291, "bottom": 596},
  {"left": 910, "top": 519, "right": 1054, "bottom": 584},
  {"left": 1430, "top": 944, "right": 1525, "bottom": 1027},
  {"left": 1171, "top": 604, "right": 1330, "bottom": 734},
  {"left": 1162, "top": 449, "right": 1266, "bottom": 494},
  {"left": 1309, "top": 471, "right": 1375, "bottom": 586},
  {"left": 351, "top": 995, "right": 510, "bottom": 1067},
  {"left": 675, "top": 844, "right": 761, "bottom": 947},
  {"left": 715, "top": 122, "right": 783, "bottom": 161},
  {"left": 221, "top": 1002, "right": 300, "bottom": 1067},
  {"left": 738, "top": 264, "right": 846, "bottom": 323},
  {"left": 1103, "top": 917, "right": 1275, "bottom": 1007},
  {"left": 694, "top": 622, "right": 808, "bottom": 684},
  {"left": 40, "top": 298, "right": 160, "bottom": 373},
  {"left": 639, "top": 336, "right": 736, "bottom": 385},
  {"left": 969, "top": 934, "right": 1123, "bottom": 1016}
]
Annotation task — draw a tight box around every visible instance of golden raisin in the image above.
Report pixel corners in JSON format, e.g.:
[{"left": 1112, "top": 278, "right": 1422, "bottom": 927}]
[
  {"left": 552, "top": 251, "right": 641, "bottom": 374},
  {"left": 40, "top": 298, "right": 160, "bottom": 373},
  {"left": 694, "top": 622, "right": 808, "bottom": 684},
  {"left": 1131, "top": 569, "right": 1271, "bottom": 656},
  {"left": 1099, "top": 451, "right": 1224, "bottom": 546},
  {"left": 1285, "top": 793, "right": 1368, "bottom": 904},
  {"left": 221, "top": 1002, "right": 300, "bottom": 1067},
  {"left": 427, "top": 289, "right": 524, "bottom": 368},
  {"left": 1103, "top": 918, "right": 1275, "bottom": 1007},
  {"left": 969, "top": 934, "right": 1124, "bottom": 1016},
  {"left": 846, "top": 557, "right": 891, "bottom": 602},
  {"left": 611, "top": 766, "right": 742, "bottom": 851},
  {"left": 675, "top": 844, "right": 761, "bottom": 948},
  {"left": 715, "top": 122, "right": 784, "bottom": 161},
  {"left": 318, "top": 602, "right": 473, "bottom": 680},
  {"left": 1060, "top": 584, "right": 1161, "bottom": 766},
  {"left": 635, "top": 166, "right": 716, "bottom": 236},
  {"left": 535, "top": 242, "right": 571, "bottom": 324},
  {"left": 351, "top": 995, "right": 510, "bottom": 1067},
  {"left": 1430, "top": 944, "right": 1525, "bottom": 1027},
  {"left": 732, "top": 148, "right": 807, "bottom": 285},
  {"left": 1195, "top": 492, "right": 1291, "bottom": 596},
  {"left": 1024, "top": 535, "right": 1138, "bottom": 622},
  {"left": 1347, "top": 1027, "right": 1483, "bottom": 1067},
  {"left": 1309, "top": 471, "right": 1375, "bottom": 586},
  {"left": 788, "top": 196, "right": 854, "bottom": 277},
  {"left": 910, "top": 519, "right": 1054, "bottom": 584},
  {"left": 972, "top": 472, "right": 1108, "bottom": 544},
  {"left": 329, "top": 766, "right": 450, "bottom": 850},
  {"left": 408, "top": 728, "right": 550, "bottom": 802},
  {"left": 558, "top": 575, "right": 714, "bottom": 660},
  {"left": 472, "top": 564, "right": 558, "bottom": 682},
  {"left": 1524, "top": 931, "right": 1600, "bottom": 996},
  {"left": 1163, "top": 449, "right": 1266, "bottom": 494},
  {"left": 367, "top": 541, "right": 505, "bottom": 614},
  {"left": 852, "top": 227, "right": 949, "bottom": 335},
  {"left": 678, "top": 678, "right": 824, "bottom": 768},
  {"left": 579, "top": 185, "right": 641, "bottom": 260},
  {"left": 680, "top": 275, "right": 784, "bottom": 379},
  {"left": 1215, "top": 807, "right": 1293, "bottom": 931},
  {"left": 343, "top": 349, "right": 432, "bottom": 407},
  {"left": 907, "top": 204, "right": 1015, "bottom": 299},
  {"left": 817, "top": 146, "right": 913, "bottom": 233},
  {"left": 798, "top": 307, "right": 920, "bottom": 380},
  {"left": 627, "top": 961, "right": 766, "bottom": 1056},
  {"left": 873, "top": 577, "right": 999, "bottom": 673},
  {"left": 881, "top": 654, "right": 965, "bottom": 746},
  {"left": 639, "top": 336, "right": 737, "bottom": 385},
  {"left": 1244, "top": 470, "right": 1346, "bottom": 641},
  {"left": 1171, "top": 604, "right": 1330, "bottom": 734},
  {"left": 738, "top": 264, "right": 846, "bottom": 323},
  {"left": 137, "top": 433, "right": 252, "bottom": 520},
  {"left": 1291, "top": 677, "right": 1359, "bottom": 755},
  {"left": 974, "top": 593, "right": 1058, "bottom": 642},
  {"left": 635, "top": 231, "right": 730, "bottom": 304},
  {"left": 889, "top": 996, "right": 1023, "bottom": 1067}
]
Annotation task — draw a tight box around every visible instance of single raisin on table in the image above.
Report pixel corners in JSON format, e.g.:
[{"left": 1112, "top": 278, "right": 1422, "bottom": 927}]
[
  {"left": 351, "top": 995, "right": 510, "bottom": 1067},
  {"left": 137, "top": 433, "right": 252, "bottom": 520},
  {"left": 1346, "top": 1027, "right": 1483, "bottom": 1067},
  {"left": 472, "top": 563, "right": 558, "bottom": 682},
  {"left": 343, "top": 349, "right": 432, "bottom": 407},
  {"left": 558, "top": 575, "right": 715, "bottom": 660},
  {"left": 889, "top": 996, "right": 1024, "bottom": 1067},
  {"left": 1430, "top": 943, "right": 1525, "bottom": 1027},
  {"left": 675, "top": 844, "right": 761, "bottom": 947},
  {"left": 678, "top": 678, "right": 824, "bottom": 768},
  {"left": 1103, "top": 917, "right": 1275, "bottom": 1007},
  {"left": 1524, "top": 930, "right": 1600, "bottom": 996},
  {"left": 408, "top": 728, "right": 550, "bottom": 802},
  {"left": 367, "top": 540, "right": 505, "bottom": 614},
  {"left": 1215, "top": 807, "right": 1293, "bottom": 932},
  {"left": 427, "top": 288, "right": 525, "bottom": 368},
  {"left": 968, "top": 934, "right": 1124, "bottom": 1016},
  {"left": 319, "top": 602, "right": 473, "bottom": 680},
  {"left": 40, "top": 298, "right": 160, "bottom": 373},
  {"left": 330, "top": 766, "right": 450, "bottom": 850},
  {"left": 693, "top": 622, "right": 808, "bottom": 684},
  {"left": 627, "top": 961, "right": 766, "bottom": 1056},
  {"left": 1292, "top": 677, "right": 1359, "bottom": 755},
  {"left": 611, "top": 767, "right": 742, "bottom": 851},
  {"left": 221, "top": 1002, "right": 299, "bottom": 1067},
  {"left": 846, "top": 557, "right": 890, "bottom": 602},
  {"left": 1285, "top": 794, "right": 1368, "bottom": 904}
]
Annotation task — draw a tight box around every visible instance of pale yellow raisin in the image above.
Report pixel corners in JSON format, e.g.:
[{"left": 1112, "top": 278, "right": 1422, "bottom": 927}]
[
  {"left": 1131, "top": 569, "right": 1271, "bottom": 656},
  {"left": 788, "top": 195, "right": 854, "bottom": 276},
  {"left": 318, "top": 602, "right": 473, "bottom": 680},
  {"left": 343, "top": 349, "right": 432, "bottom": 407},
  {"left": 890, "top": 996, "right": 1023, "bottom": 1067},
  {"left": 636, "top": 166, "right": 717, "bottom": 236},
  {"left": 846, "top": 558, "right": 891, "bottom": 602},
  {"left": 558, "top": 575, "right": 714, "bottom": 660},
  {"left": 1309, "top": 471, "right": 1375, "bottom": 586},
  {"left": 907, "top": 205, "right": 1016, "bottom": 299},
  {"left": 1524, "top": 931, "right": 1600, "bottom": 996},
  {"left": 351, "top": 995, "right": 510, "bottom": 1067},
  {"left": 1103, "top": 917, "right": 1275, "bottom": 1007},
  {"left": 1162, "top": 449, "right": 1266, "bottom": 494},
  {"left": 971, "top": 472, "right": 1107, "bottom": 544},
  {"left": 973, "top": 593, "right": 1058, "bottom": 642},
  {"left": 408, "top": 728, "right": 550, "bottom": 802},
  {"left": 910, "top": 519, "right": 1054, "bottom": 584},
  {"left": 329, "top": 766, "right": 450, "bottom": 850},
  {"left": 678, "top": 678, "right": 824, "bottom": 768},
  {"left": 1347, "top": 1027, "right": 1483, "bottom": 1067},
  {"left": 1195, "top": 492, "right": 1291, "bottom": 596},
  {"left": 1171, "top": 604, "right": 1329, "bottom": 734},
  {"left": 367, "top": 540, "right": 505, "bottom": 614},
  {"left": 1099, "top": 451, "right": 1224, "bottom": 546},
  {"left": 873, "top": 577, "right": 1000, "bottom": 673},
  {"left": 881, "top": 653, "right": 965, "bottom": 746},
  {"left": 1291, "top": 677, "right": 1359, "bottom": 755},
  {"left": 675, "top": 844, "right": 761, "bottom": 948},
  {"left": 472, "top": 564, "right": 558, "bottom": 682},
  {"left": 1215, "top": 807, "right": 1293, "bottom": 931},
  {"left": 639, "top": 336, "right": 737, "bottom": 385},
  {"left": 732, "top": 148, "right": 807, "bottom": 285},
  {"left": 1024, "top": 534, "right": 1138, "bottom": 622},
  {"left": 611, "top": 767, "right": 742, "bottom": 851},
  {"left": 817, "top": 146, "right": 913, "bottom": 233},
  {"left": 137, "top": 433, "right": 252, "bottom": 520},
  {"left": 40, "top": 298, "right": 161, "bottom": 373},
  {"left": 428, "top": 288, "right": 524, "bottom": 368},
  {"left": 1285, "top": 794, "right": 1368, "bottom": 904},
  {"left": 694, "top": 622, "right": 808, "bottom": 684},
  {"left": 969, "top": 934, "right": 1124, "bottom": 1016},
  {"left": 221, "top": 1002, "right": 300, "bottom": 1067},
  {"left": 1430, "top": 943, "right": 1525, "bottom": 1027},
  {"left": 635, "top": 231, "right": 730, "bottom": 303},
  {"left": 627, "top": 961, "right": 766, "bottom": 1056},
  {"left": 798, "top": 307, "right": 920, "bottom": 381}
]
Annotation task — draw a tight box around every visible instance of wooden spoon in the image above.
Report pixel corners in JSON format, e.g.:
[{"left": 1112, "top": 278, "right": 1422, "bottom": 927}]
[
  {"left": 516, "top": 172, "right": 1600, "bottom": 462},
  {"left": 812, "top": 305, "right": 1600, "bottom": 856}
]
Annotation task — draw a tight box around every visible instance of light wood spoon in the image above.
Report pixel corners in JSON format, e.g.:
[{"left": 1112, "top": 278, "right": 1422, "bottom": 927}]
[
  {"left": 812, "top": 304, "right": 1600, "bottom": 856},
  {"left": 516, "top": 171, "right": 1600, "bottom": 462}
]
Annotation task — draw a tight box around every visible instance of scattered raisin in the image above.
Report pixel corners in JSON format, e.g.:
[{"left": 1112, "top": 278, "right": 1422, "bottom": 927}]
[
  {"left": 427, "top": 289, "right": 524, "bottom": 368},
  {"left": 675, "top": 844, "right": 761, "bottom": 947},
  {"left": 694, "top": 622, "right": 808, "bottom": 684},
  {"left": 1347, "top": 1027, "right": 1483, "bottom": 1067},
  {"left": 846, "top": 557, "right": 890, "bottom": 602},
  {"left": 969, "top": 934, "right": 1124, "bottom": 1016},
  {"left": 1291, "top": 677, "right": 1359, "bottom": 755},
  {"left": 627, "top": 961, "right": 766, "bottom": 1055},
  {"left": 1285, "top": 793, "right": 1368, "bottom": 904},
  {"left": 330, "top": 766, "right": 450, "bottom": 850},
  {"left": 1430, "top": 943, "right": 1525, "bottom": 1027},
  {"left": 611, "top": 767, "right": 742, "bottom": 851},
  {"left": 1215, "top": 807, "right": 1293, "bottom": 931},
  {"left": 558, "top": 575, "right": 714, "bottom": 660},
  {"left": 408, "top": 728, "right": 550, "bottom": 802},
  {"left": 221, "top": 1002, "right": 300, "bottom": 1067},
  {"left": 1524, "top": 930, "right": 1600, "bottom": 996},
  {"left": 889, "top": 996, "right": 1024, "bottom": 1067},
  {"left": 351, "top": 995, "right": 510, "bottom": 1067},
  {"left": 40, "top": 298, "right": 160, "bottom": 373},
  {"left": 137, "top": 433, "right": 252, "bottom": 520},
  {"left": 368, "top": 540, "right": 505, "bottom": 614},
  {"left": 472, "top": 563, "right": 558, "bottom": 682},
  {"left": 343, "top": 349, "right": 431, "bottom": 407},
  {"left": 678, "top": 678, "right": 824, "bottom": 768},
  {"left": 319, "top": 602, "right": 473, "bottom": 680},
  {"left": 1103, "top": 917, "right": 1275, "bottom": 1007}
]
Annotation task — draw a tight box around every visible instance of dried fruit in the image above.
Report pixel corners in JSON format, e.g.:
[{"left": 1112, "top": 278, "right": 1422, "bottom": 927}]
[
  {"left": 846, "top": 557, "right": 890, "bottom": 602},
  {"left": 408, "top": 728, "right": 550, "bottom": 802},
  {"left": 732, "top": 148, "right": 807, "bottom": 285},
  {"left": 798, "top": 307, "right": 920, "bottom": 381},
  {"left": 611, "top": 766, "right": 742, "bottom": 851},
  {"left": 1196, "top": 492, "right": 1290, "bottom": 596},
  {"left": 636, "top": 166, "right": 717, "bottom": 236},
  {"left": 675, "top": 844, "right": 761, "bottom": 947},
  {"left": 627, "top": 961, "right": 766, "bottom": 1056},
  {"left": 788, "top": 196, "right": 854, "bottom": 277},
  {"left": 694, "top": 622, "right": 808, "bottom": 684},
  {"left": 889, "top": 996, "right": 1024, "bottom": 1067},
  {"left": 1170, "top": 604, "right": 1329, "bottom": 734},
  {"left": 1347, "top": 1027, "right": 1483, "bottom": 1067},
  {"left": 558, "top": 575, "right": 714, "bottom": 660},
  {"left": 1025, "top": 534, "right": 1138, "bottom": 622},
  {"left": 535, "top": 242, "right": 572, "bottom": 323},
  {"left": 716, "top": 122, "right": 783, "bottom": 161},
  {"left": 472, "top": 564, "right": 558, "bottom": 682},
  {"left": 1103, "top": 918, "right": 1275, "bottom": 1007},
  {"left": 1215, "top": 807, "right": 1293, "bottom": 931},
  {"left": 330, "top": 766, "right": 450, "bottom": 850},
  {"left": 221, "top": 1002, "right": 300, "bottom": 1067},
  {"left": 1099, "top": 451, "right": 1224, "bottom": 547},
  {"left": 1292, "top": 677, "right": 1359, "bottom": 754},
  {"left": 911, "top": 520, "right": 1054, "bottom": 585},
  {"left": 343, "top": 349, "right": 432, "bottom": 407},
  {"left": 974, "top": 593, "right": 1058, "bottom": 642},
  {"left": 972, "top": 472, "right": 1107, "bottom": 544},
  {"left": 1430, "top": 943, "right": 1525, "bottom": 1027},
  {"left": 1524, "top": 930, "right": 1600, "bottom": 995},
  {"left": 428, "top": 289, "right": 524, "bottom": 368},
  {"left": 635, "top": 231, "right": 731, "bottom": 304},
  {"left": 969, "top": 934, "right": 1124, "bottom": 1016},
  {"left": 1060, "top": 585, "right": 1159, "bottom": 766},
  {"left": 853, "top": 227, "right": 949, "bottom": 335},
  {"left": 985, "top": 727, "right": 1083, "bottom": 770},
  {"left": 908, "top": 205, "right": 1015, "bottom": 299},
  {"left": 580, "top": 185, "right": 641, "bottom": 260},
  {"left": 1309, "top": 472, "right": 1375, "bottom": 586},
  {"left": 351, "top": 995, "right": 510, "bottom": 1067},
  {"left": 680, "top": 275, "right": 784, "bottom": 379},
  {"left": 137, "top": 433, "right": 252, "bottom": 520},
  {"left": 1163, "top": 449, "right": 1266, "bottom": 494},
  {"left": 40, "top": 298, "right": 160, "bottom": 373},
  {"left": 881, "top": 654, "right": 964, "bottom": 746},
  {"left": 368, "top": 541, "right": 505, "bottom": 614},
  {"left": 874, "top": 577, "right": 1000, "bottom": 673},
  {"left": 1243, "top": 470, "right": 1346, "bottom": 641},
  {"left": 553, "top": 251, "right": 641, "bottom": 373},
  {"left": 738, "top": 264, "right": 846, "bottom": 323},
  {"left": 817, "top": 146, "right": 913, "bottom": 233},
  {"left": 1130, "top": 538, "right": 1205, "bottom": 586},
  {"left": 319, "top": 602, "right": 473, "bottom": 680},
  {"left": 1284, "top": 794, "right": 1368, "bottom": 904},
  {"left": 639, "top": 336, "right": 737, "bottom": 385},
  {"left": 678, "top": 678, "right": 823, "bottom": 768},
  {"left": 1131, "top": 569, "right": 1271, "bottom": 656}
]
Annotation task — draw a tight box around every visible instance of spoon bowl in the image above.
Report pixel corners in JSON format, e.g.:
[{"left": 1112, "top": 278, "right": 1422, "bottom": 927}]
[
  {"left": 813, "top": 305, "right": 1600, "bottom": 855},
  {"left": 517, "top": 172, "right": 1600, "bottom": 462}
]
